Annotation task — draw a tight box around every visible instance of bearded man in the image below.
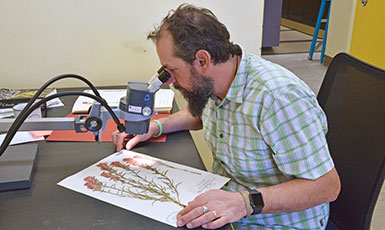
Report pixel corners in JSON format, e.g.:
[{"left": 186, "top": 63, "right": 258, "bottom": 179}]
[{"left": 112, "top": 4, "right": 340, "bottom": 230}]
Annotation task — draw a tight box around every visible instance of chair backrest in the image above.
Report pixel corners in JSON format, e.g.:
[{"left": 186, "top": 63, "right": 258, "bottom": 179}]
[{"left": 318, "top": 53, "right": 385, "bottom": 230}]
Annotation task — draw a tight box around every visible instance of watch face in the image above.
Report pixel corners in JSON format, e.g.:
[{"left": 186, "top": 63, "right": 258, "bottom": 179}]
[
  {"left": 251, "top": 192, "right": 264, "bottom": 207},
  {"left": 249, "top": 190, "right": 264, "bottom": 215}
]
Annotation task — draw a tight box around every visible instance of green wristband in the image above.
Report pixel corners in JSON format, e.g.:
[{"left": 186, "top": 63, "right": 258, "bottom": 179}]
[
  {"left": 239, "top": 191, "right": 252, "bottom": 218},
  {"left": 152, "top": 120, "right": 163, "bottom": 138}
]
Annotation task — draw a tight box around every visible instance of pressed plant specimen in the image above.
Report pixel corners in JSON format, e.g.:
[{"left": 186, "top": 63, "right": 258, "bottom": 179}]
[
  {"left": 126, "top": 155, "right": 201, "bottom": 175},
  {"left": 84, "top": 155, "right": 186, "bottom": 208}
]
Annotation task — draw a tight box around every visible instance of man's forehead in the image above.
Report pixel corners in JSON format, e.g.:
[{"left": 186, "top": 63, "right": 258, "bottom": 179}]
[
  {"left": 156, "top": 30, "right": 174, "bottom": 46},
  {"left": 156, "top": 33, "right": 180, "bottom": 68}
]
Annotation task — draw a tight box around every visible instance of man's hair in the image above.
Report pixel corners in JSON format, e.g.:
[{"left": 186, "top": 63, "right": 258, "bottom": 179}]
[{"left": 147, "top": 4, "right": 241, "bottom": 65}]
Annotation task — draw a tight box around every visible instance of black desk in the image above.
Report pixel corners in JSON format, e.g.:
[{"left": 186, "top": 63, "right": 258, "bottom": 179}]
[{"left": 0, "top": 88, "right": 232, "bottom": 230}]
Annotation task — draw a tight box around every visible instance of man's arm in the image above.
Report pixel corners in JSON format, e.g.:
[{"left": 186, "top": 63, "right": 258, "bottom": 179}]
[
  {"left": 256, "top": 167, "right": 340, "bottom": 213},
  {"left": 176, "top": 167, "right": 340, "bottom": 229},
  {"left": 112, "top": 108, "right": 202, "bottom": 151}
]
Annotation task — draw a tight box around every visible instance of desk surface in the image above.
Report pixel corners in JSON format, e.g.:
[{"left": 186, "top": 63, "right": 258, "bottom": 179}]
[{"left": 0, "top": 87, "right": 231, "bottom": 230}]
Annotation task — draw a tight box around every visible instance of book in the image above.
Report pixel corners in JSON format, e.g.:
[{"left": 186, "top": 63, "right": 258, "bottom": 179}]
[
  {"left": 72, "top": 89, "right": 174, "bottom": 114},
  {"left": 0, "top": 88, "right": 53, "bottom": 109},
  {"left": 153, "top": 89, "right": 174, "bottom": 113}
]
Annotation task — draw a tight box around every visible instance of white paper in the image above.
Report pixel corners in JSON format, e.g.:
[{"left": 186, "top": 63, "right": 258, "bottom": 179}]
[
  {"left": 0, "top": 108, "right": 13, "bottom": 118},
  {"left": 72, "top": 89, "right": 175, "bottom": 113},
  {"left": 45, "top": 89, "right": 64, "bottom": 108},
  {"left": 58, "top": 150, "right": 229, "bottom": 227},
  {"left": 72, "top": 89, "right": 126, "bottom": 113},
  {"left": 0, "top": 131, "right": 45, "bottom": 145},
  {"left": 154, "top": 89, "right": 174, "bottom": 109}
]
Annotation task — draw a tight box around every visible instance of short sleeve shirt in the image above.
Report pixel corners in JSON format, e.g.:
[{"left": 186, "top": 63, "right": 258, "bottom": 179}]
[{"left": 201, "top": 48, "right": 334, "bottom": 229}]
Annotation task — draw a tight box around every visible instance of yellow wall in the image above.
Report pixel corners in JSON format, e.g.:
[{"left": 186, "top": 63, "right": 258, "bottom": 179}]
[
  {"left": 325, "top": 0, "right": 385, "bottom": 70},
  {"left": 325, "top": 0, "right": 356, "bottom": 58},
  {"left": 350, "top": 0, "right": 385, "bottom": 69},
  {"left": 0, "top": 0, "right": 264, "bottom": 89}
]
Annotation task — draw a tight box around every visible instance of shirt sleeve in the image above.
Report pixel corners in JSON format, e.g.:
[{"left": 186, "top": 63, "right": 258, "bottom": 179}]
[{"left": 260, "top": 85, "right": 334, "bottom": 180}]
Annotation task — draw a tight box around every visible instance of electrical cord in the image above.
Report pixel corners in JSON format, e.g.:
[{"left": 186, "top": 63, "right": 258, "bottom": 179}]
[
  {"left": 10, "top": 74, "right": 102, "bottom": 139},
  {"left": 0, "top": 74, "right": 126, "bottom": 157}
]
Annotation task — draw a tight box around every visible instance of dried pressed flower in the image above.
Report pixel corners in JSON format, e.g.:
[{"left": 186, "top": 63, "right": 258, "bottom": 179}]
[
  {"left": 110, "top": 161, "right": 125, "bottom": 168},
  {"left": 101, "top": 171, "right": 121, "bottom": 181},
  {"left": 96, "top": 162, "right": 110, "bottom": 171},
  {"left": 123, "top": 156, "right": 149, "bottom": 168},
  {"left": 124, "top": 155, "right": 201, "bottom": 175},
  {"left": 84, "top": 176, "right": 102, "bottom": 191}
]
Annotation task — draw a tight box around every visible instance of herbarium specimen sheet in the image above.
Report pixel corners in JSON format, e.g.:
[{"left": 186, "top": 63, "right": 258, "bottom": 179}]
[{"left": 58, "top": 150, "right": 230, "bottom": 227}]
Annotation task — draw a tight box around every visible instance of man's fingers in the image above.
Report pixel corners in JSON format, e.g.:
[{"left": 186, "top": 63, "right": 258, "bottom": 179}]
[
  {"left": 125, "top": 137, "right": 139, "bottom": 150},
  {"left": 202, "top": 216, "right": 228, "bottom": 229},
  {"left": 111, "top": 130, "right": 118, "bottom": 145},
  {"left": 177, "top": 204, "right": 194, "bottom": 218},
  {"left": 177, "top": 206, "right": 206, "bottom": 227},
  {"left": 176, "top": 190, "right": 242, "bottom": 228},
  {"left": 125, "top": 134, "right": 148, "bottom": 150},
  {"left": 111, "top": 126, "right": 155, "bottom": 151},
  {"left": 178, "top": 192, "right": 211, "bottom": 216},
  {"left": 178, "top": 206, "right": 225, "bottom": 229},
  {"left": 115, "top": 132, "right": 127, "bottom": 151}
]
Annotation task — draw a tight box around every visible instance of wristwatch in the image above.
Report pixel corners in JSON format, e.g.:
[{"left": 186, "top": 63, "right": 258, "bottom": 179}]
[{"left": 249, "top": 189, "right": 264, "bottom": 215}]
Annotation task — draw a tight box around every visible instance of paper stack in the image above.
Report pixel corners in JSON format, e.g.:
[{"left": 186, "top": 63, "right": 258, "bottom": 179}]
[
  {"left": 72, "top": 89, "right": 174, "bottom": 114},
  {"left": 153, "top": 89, "right": 174, "bottom": 113}
]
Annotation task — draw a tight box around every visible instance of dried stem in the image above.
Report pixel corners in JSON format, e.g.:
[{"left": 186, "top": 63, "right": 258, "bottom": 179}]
[{"left": 136, "top": 155, "right": 201, "bottom": 175}]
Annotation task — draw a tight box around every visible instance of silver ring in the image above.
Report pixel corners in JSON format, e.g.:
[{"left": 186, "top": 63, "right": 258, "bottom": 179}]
[
  {"left": 202, "top": 206, "right": 209, "bottom": 214},
  {"left": 212, "top": 210, "right": 217, "bottom": 218}
]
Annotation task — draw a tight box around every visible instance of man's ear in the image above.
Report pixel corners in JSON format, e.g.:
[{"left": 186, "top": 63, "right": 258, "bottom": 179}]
[{"left": 194, "top": 50, "right": 211, "bottom": 73}]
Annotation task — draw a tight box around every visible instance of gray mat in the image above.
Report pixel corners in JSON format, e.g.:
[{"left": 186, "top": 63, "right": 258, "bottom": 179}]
[{"left": 0, "top": 144, "right": 38, "bottom": 191}]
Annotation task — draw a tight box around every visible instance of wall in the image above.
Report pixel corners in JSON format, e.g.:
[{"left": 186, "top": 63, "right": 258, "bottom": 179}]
[
  {"left": 350, "top": 0, "right": 385, "bottom": 69},
  {"left": 324, "top": 0, "right": 356, "bottom": 58},
  {"left": 0, "top": 0, "right": 263, "bottom": 89}
]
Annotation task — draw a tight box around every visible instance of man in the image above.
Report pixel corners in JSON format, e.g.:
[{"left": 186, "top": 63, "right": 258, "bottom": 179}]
[{"left": 112, "top": 4, "right": 340, "bottom": 229}]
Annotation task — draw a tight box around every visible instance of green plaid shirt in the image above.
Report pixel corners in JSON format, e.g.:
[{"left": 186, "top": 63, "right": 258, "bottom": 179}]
[{"left": 201, "top": 48, "right": 334, "bottom": 229}]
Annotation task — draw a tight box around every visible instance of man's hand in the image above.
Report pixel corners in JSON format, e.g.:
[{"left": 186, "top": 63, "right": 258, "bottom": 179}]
[
  {"left": 176, "top": 189, "right": 247, "bottom": 229},
  {"left": 111, "top": 120, "right": 160, "bottom": 151}
]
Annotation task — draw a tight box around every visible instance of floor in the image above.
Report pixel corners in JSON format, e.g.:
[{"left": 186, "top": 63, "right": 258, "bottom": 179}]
[
  {"left": 261, "top": 28, "right": 385, "bottom": 230},
  {"left": 262, "top": 26, "right": 326, "bottom": 94},
  {"left": 263, "top": 52, "right": 326, "bottom": 95},
  {"left": 262, "top": 26, "right": 322, "bottom": 55}
]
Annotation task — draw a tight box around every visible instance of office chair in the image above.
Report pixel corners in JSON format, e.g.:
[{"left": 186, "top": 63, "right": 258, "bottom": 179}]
[{"left": 318, "top": 53, "right": 385, "bottom": 230}]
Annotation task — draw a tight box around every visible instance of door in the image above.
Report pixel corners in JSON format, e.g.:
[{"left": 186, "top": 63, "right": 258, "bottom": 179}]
[
  {"left": 350, "top": 0, "right": 385, "bottom": 69},
  {"left": 262, "top": 0, "right": 282, "bottom": 47}
]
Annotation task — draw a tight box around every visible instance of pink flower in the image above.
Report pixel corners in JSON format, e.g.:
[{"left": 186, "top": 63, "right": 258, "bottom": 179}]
[
  {"left": 84, "top": 176, "right": 102, "bottom": 191},
  {"left": 100, "top": 171, "right": 120, "bottom": 181},
  {"left": 133, "top": 155, "right": 142, "bottom": 160},
  {"left": 110, "top": 161, "right": 125, "bottom": 168},
  {"left": 122, "top": 157, "right": 134, "bottom": 165},
  {"left": 96, "top": 162, "right": 110, "bottom": 171},
  {"left": 101, "top": 172, "right": 112, "bottom": 178},
  {"left": 123, "top": 155, "right": 149, "bottom": 168}
]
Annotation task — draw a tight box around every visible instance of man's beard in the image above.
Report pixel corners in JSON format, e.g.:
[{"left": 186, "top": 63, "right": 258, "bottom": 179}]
[{"left": 173, "top": 68, "right": 214, "bottom": 118}]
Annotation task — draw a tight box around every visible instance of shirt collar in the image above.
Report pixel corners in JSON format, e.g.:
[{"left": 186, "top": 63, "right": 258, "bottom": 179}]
[{"left": 222, "top": 46, "right": 248, "bottom": 104}]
